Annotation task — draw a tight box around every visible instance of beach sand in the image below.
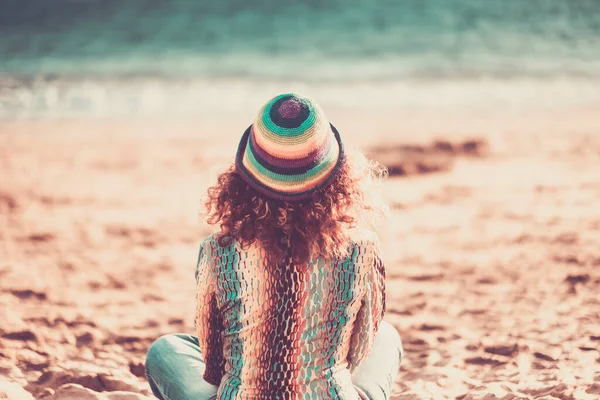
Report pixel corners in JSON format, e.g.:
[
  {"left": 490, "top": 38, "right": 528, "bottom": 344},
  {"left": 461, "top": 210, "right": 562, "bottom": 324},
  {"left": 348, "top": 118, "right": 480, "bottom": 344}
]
[{"left": 1, "top": 106, "right": 599, "bottom": 399}]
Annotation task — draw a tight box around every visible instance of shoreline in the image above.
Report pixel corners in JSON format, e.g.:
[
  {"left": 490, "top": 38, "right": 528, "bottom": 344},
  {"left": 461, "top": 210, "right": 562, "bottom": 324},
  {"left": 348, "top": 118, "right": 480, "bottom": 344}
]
[{"left": 2, "top": 76, "right": 600, "bottom": 120}]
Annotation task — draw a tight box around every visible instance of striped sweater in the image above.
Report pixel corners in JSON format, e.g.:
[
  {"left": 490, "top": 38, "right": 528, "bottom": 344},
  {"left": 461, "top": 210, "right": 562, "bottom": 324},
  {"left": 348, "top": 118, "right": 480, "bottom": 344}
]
[{"left": 195, "top": 231, "right": 386, "bottom": 400}]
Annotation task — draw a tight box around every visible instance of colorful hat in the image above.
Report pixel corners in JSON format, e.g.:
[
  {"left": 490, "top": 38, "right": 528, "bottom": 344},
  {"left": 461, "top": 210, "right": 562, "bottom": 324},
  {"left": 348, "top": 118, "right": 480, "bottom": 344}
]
[{"left": 235, "top": 93, "right": 345, "bottom": 202}]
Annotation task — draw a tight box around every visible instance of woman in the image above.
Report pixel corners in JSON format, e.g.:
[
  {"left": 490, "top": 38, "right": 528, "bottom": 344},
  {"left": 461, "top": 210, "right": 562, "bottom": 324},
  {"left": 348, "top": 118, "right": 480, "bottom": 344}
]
[{"left": 145, "top": 93, "right": 403, "bottom": 400}]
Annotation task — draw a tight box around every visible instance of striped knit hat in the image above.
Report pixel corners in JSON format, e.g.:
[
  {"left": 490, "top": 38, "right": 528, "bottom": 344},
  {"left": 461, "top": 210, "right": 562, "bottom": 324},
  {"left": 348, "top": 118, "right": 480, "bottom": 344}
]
[{"left": 235, "top": 93, "right": 345, "bottom": 202}]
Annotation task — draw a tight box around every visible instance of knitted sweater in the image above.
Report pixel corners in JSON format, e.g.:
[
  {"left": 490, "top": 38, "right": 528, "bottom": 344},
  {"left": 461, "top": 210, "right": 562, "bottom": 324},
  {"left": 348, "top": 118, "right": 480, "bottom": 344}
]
[{"left": 195, "top": 232, "right": 386, "bottom": 400}]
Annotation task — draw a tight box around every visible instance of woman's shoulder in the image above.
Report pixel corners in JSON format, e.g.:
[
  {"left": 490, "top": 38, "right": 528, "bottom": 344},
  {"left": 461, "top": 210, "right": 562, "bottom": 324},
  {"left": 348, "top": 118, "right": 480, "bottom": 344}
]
[
  {"left": 195, "top": 233, "right": 237, "bottom": 281},
  {"left": 345, "top": 228, "right": 382, "bottom": 265},
  {"left": 199, "top": 232, "right": 219, "bottom": 250},
  {"left": 347, "top": 227, "right": 381, "bottom": 251},
  {"left": 200, "top": 232, "right": 236, "bottom": 251},
  {"left": 197, "top": 233, "right": 225, "bottom": 267},
  {"left": 199, "top": 232, "right": 245, "bottom": 259}
]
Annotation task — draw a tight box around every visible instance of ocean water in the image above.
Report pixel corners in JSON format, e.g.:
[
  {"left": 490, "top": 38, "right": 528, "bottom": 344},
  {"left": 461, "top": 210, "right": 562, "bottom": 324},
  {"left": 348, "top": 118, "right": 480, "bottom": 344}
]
[{"left": 1, "top": 0, "right": 600, "bottom": 118}]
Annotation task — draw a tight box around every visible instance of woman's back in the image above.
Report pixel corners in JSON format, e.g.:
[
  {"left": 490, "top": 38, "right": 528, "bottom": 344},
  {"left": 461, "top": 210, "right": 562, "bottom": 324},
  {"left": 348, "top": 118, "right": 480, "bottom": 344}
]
[
  {"left": 145, "top": 93, "right": 401, "bottom": 400},
  {"left": 196, "top": 232, "right": 386, "bottom": 400}
]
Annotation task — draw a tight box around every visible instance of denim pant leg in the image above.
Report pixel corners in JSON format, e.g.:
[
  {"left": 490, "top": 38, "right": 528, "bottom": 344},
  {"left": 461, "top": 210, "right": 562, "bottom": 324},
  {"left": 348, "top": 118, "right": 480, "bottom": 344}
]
[
  {"left": 351, "top": 321, "right": 404, "bottom": 400},
  {"left": 145, "top": 333, "right": 218, "bottom": 400},
  {"left": 145, "top": 325, "right": 402, "bottom": 400}
]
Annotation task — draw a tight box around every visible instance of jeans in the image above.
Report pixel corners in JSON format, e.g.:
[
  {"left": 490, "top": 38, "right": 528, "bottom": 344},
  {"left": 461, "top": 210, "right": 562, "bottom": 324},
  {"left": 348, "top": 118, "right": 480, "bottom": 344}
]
[{"left": 145, "top": 320, "right": 403, "bottom": 400}]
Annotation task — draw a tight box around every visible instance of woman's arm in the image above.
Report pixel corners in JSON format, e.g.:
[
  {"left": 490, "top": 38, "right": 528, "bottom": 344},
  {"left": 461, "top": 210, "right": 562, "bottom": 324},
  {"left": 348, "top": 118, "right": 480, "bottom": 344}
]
[
  {"left": 347, "top": 241, "right": 386, "bottom": 372},
  {"left": 195, "top": 238, "right": 226, "bottom": 385}
]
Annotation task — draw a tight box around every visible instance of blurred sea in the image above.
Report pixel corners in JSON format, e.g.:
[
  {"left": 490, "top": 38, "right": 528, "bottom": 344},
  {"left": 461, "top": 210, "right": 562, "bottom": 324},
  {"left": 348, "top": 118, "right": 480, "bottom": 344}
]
[{"left": 1, "top": 0, "right": 600, "bottom": 118}]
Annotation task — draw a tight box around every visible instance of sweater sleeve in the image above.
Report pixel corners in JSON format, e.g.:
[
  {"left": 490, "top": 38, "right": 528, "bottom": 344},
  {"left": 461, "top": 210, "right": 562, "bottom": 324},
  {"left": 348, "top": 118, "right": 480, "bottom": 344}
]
[
  {"left": 347, "top": 240, "right": 387, "bottom": 372},
  {"left": 195, "top": 238, "right": 225, "bottom": 385}
]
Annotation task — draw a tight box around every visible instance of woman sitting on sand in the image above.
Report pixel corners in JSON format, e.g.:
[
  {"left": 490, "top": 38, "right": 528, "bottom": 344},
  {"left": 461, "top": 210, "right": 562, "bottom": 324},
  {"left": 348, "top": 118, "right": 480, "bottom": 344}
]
[{"left": 145, "top": 93, "right": 403, "bottom": 400}]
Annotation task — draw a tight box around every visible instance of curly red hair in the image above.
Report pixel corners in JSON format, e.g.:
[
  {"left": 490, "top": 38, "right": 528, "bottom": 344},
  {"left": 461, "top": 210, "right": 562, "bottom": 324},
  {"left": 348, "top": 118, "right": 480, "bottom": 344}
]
[{"left": 204, "top": 150, "right": 388, "bottom": 265}]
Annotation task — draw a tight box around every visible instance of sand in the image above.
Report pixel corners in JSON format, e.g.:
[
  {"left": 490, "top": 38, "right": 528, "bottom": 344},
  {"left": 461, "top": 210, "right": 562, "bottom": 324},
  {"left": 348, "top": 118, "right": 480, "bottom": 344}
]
[{"left": 1, "top": 107, "right": 599, "bottom": 399}]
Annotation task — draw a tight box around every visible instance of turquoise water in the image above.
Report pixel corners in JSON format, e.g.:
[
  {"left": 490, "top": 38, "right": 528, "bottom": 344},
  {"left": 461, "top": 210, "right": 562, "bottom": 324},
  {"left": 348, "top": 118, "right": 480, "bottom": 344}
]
[{"left": 1, "top": 0, "right": 600, "bottom": 117}]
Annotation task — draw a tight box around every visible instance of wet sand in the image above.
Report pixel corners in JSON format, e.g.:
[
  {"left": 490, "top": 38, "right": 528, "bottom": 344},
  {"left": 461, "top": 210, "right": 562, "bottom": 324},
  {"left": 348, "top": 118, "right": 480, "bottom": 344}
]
[{"left": 1, "top": 107, "right": 599, "bottom": 399}]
